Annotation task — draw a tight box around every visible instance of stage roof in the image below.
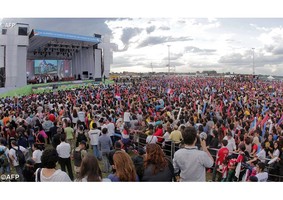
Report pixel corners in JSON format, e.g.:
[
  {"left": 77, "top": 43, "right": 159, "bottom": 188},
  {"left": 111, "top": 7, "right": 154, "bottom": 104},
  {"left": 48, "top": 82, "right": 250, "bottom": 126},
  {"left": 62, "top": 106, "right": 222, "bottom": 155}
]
[{"left": 27, "top": 29, "right": 102, "bottom": 60}]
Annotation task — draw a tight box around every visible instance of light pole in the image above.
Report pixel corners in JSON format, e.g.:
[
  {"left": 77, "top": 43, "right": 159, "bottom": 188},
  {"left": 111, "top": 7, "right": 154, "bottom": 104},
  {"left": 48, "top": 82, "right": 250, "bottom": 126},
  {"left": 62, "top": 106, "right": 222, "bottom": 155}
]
[
  {"left": 168, "top": 45, "right": 171, "bottom": 74},
  {"left": 252, "top": 48, "right": 255, "bottom": 75}
]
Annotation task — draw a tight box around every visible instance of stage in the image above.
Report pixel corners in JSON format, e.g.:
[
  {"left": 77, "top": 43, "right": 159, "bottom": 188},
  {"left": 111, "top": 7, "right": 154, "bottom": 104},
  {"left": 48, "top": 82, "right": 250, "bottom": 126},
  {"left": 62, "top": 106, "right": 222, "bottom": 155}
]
[{"left": 0, "top": 23, "right": 115, "bottom": 93}]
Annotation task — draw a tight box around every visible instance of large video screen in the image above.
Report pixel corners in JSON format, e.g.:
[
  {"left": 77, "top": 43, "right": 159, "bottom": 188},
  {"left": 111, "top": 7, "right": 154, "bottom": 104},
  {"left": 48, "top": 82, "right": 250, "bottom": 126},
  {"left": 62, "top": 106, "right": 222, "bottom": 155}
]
[
  {"left": 32, "top": 60, "right": 72, "bottom": 78},
  {"left": 34, "top": 60, "right": 58, "bottom": 74}
]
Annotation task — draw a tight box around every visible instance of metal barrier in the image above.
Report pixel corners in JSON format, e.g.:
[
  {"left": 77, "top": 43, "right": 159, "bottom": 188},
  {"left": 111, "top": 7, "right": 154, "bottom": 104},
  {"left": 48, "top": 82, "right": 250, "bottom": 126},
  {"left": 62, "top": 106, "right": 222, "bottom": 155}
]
[{"left": 134, "top": 133, "right": 283, "bottom": 182}]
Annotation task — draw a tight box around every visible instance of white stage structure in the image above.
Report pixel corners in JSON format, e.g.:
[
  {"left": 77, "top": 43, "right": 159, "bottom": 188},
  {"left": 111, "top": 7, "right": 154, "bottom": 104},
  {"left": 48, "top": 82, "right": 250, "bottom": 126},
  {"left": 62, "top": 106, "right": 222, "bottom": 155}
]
[
  {"left": 0, "top": 23, "right": 29, "bottom": 89},
  {"left": 0, "top": 23, "right": 114, "bottom": 92}
]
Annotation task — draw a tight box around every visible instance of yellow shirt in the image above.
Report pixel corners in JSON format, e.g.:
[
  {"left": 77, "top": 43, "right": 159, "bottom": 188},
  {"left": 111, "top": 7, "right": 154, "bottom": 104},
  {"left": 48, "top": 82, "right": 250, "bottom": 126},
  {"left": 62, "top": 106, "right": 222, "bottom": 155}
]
[
  {"left": 169, "top": 130, "right": 183, "bottom": 143},
  {"left": 89, "top": 121, "right": 95, "bottom": 130}
]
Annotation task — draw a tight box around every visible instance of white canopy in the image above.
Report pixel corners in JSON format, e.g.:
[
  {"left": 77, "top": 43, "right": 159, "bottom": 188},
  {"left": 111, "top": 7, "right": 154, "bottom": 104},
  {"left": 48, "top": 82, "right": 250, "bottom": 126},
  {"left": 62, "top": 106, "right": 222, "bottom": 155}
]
[{"left": 267, "top": 75, "right": 275, "bottom": 80}]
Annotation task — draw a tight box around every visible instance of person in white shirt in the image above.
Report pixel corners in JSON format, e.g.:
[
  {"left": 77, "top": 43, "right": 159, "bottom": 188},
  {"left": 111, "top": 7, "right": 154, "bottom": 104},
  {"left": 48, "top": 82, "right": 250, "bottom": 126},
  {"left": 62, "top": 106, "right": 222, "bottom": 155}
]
[
  {"left": 223, "top": 132, "right": 236, "bottom": 154},
  {"left": 88, "top": 123, "right": 101, "bottom": 160},
  {"left": 56, "top": 134, "right": 74, "bottom": 181},
  {"left": 123, "top": 109, "right": 131, "bottom": 128},
  {"left": 107, "top": 117, "right": 115, "bottom": 143},
  {"left": 9, "top": 140, "right": 29, "bottom": 181},
  {"left": 146, "top": 132, "right": 158, "bottom": 144},
  {"left": 269, "top": 141, "right": 280, "bottom": 158},
  {"left": 173, "top": 126, "right": 214, "bottom": 182},
  {"left": 32, "top": 143, "right": 43, "bottom": 170},
  {"left": 256, "top": 143, "right": 267, "bottom": 163},
  {"left": 255, "top": 162, "right": 268, "bottom": 182},
  {"left": 35, "top": 148, "right": 71, "bottom": 182},
  {"left": 78, "top": 108, "right": 86, "bottom": 125}
]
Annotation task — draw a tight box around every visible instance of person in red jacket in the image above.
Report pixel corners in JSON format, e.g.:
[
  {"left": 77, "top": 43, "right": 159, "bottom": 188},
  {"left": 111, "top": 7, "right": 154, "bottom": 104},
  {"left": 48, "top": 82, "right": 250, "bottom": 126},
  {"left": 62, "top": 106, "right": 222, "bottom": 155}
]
[
  {"left": 212, "top": 139, "right": 229, "bottom": 181},
  {"left": 153, "top": 124, "right": 164, "bottom": 145},
  {"left": 48, "top": 111, "right": 56, "bottom": 122}
]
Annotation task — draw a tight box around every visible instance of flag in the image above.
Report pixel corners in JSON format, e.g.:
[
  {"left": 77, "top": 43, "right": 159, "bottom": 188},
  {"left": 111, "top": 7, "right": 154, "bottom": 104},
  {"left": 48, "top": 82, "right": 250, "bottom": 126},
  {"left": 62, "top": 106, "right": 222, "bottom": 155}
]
[
  {"left": 261, "top": 107, "right": 269, "bottom": 116},
  {"left": 250, "top": 117, "right": 257, "bottom": 131},
  {"left": 115, "top": 93, "right": 121, "bottom": 101},
  {"left": 177, "top": 108, "right": 182, "bottom": 120},
  {"left": 260, "top": 114, "right": 269, "bottom": 128},
  {"left": 262, "top": 122, "right": 267, "bottom": 137},
  {"left": 166, "top": 88, "right": 173, "bottom": 95},
  {"left": 202, "top": 102, "right": 207, "bottom": 114}
]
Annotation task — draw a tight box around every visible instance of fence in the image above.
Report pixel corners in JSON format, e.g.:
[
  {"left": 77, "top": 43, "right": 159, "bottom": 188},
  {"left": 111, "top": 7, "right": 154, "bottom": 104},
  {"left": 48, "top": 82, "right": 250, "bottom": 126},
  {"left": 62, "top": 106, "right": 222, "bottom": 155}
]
[{"left": 133, "top": 133, "right": 283, "bottom": 182}]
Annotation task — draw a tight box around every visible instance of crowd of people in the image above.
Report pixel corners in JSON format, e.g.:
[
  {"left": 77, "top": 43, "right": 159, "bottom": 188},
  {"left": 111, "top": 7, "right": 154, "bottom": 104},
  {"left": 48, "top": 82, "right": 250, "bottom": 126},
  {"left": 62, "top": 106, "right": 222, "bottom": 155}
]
[{"left": 0, "top": 75, "right": 283, "bottom": 182}]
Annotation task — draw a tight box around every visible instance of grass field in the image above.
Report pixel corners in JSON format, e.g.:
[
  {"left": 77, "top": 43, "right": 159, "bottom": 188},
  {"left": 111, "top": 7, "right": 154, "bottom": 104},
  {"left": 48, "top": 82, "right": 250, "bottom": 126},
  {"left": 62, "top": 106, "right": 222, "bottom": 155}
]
[{"left": 0, "top": 79, "right": 114, "bottom": 98}]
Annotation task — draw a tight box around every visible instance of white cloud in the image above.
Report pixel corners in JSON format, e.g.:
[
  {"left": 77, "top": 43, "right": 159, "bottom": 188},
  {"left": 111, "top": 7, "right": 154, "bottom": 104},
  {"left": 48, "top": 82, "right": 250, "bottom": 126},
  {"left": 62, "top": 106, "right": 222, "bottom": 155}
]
[{"left": 109, "top": 18, "right": 283, "bottom": 75}]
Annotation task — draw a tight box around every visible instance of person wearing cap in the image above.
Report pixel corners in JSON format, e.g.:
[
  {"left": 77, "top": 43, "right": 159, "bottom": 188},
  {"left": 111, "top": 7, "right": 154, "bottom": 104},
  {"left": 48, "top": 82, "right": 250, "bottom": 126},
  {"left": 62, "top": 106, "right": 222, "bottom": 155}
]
[{"left": 72, "top": 140, "right": 87, "bottom": 176}]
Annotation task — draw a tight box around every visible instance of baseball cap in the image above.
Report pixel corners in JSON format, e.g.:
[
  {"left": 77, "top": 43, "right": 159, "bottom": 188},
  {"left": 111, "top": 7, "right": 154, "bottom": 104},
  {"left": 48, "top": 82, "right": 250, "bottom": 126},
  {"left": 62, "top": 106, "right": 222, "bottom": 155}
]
[{"left": 80, "top": 140, "right": 87, "bottom": 146}]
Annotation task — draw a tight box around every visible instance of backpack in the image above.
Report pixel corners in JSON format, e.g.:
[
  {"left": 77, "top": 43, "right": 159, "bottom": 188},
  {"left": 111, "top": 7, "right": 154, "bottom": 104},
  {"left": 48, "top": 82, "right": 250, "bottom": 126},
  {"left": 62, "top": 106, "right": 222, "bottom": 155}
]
[
  {"left": 73, "top": 149, "right": 83, "bottom": 167},
  {"left": 77, "top": 132, "right": 87, "bottom": 143},
  {"left": 18, "top": 136, "right": 29, "bottom": 149},
  {"left": 0, "top": 148, "right": 9, "bottom": 168},
  {"left": 35, "top": 133, "right": 45, "bottom": 151},
  {"left": 57, "top": 127, "right": 64, "bottom": 135},
  {"left": 13, "top": 146, "right": 26, "bottom": 167}
]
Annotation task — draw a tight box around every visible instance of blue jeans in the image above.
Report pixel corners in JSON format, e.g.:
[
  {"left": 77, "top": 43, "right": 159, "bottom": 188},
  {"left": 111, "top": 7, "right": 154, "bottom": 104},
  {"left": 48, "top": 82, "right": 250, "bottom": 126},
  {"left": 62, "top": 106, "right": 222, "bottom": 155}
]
[
  {"left": 92, "top": 145, "right": 101, "bottom": 160},
  {"left": 101, "top": 152, "right": 111, "bottom": 173},
  {"left": 14, "top": 165, "right": 24, "bottom": 182},
  {"left": 0, "top": 165, "right": 10, "bottom": 174}
]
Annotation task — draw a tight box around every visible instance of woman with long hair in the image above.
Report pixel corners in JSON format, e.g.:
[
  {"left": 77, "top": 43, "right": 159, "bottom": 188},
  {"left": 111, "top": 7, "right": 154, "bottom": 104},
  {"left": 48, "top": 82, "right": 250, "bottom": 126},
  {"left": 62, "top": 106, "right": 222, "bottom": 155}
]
[
  {"left": 76, "top": 154, "right": 108, "bottom": 182},
  {"left": 108, "top": 151, "right": 138, "bottom": 182},
  {"left": 71, "top": 109, "right": 78, "bottom": 128},
  {"left": 141, "top": 143, "right": 174, "bottom": 182}
]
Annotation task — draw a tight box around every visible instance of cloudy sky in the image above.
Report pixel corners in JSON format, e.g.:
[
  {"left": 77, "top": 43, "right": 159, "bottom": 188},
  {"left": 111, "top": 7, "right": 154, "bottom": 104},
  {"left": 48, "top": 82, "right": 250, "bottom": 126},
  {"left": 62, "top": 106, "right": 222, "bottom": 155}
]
[{"left": 2, "top": 18, "right": 283, "bottom": 75}]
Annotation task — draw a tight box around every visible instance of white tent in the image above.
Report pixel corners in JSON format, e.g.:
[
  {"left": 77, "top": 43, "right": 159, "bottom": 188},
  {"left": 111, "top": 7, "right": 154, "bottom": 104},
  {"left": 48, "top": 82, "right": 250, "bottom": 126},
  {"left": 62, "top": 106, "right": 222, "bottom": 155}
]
[{"left": 267, "top": 75, "right": 275, "bottom": 80}]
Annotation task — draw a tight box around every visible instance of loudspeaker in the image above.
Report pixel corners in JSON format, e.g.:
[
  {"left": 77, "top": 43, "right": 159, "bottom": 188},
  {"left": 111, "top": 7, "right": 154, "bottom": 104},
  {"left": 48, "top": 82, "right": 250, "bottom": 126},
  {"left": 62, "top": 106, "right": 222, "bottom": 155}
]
[{"left": 82, "top": 71, "right": 88, "bottom": 75}]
